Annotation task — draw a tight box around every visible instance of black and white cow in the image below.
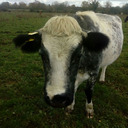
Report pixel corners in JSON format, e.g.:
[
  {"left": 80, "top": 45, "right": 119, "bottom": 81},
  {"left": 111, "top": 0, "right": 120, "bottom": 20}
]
[
  {"left": 13, "top": 11, "right": 123, "bottom": 118},
  {"left": 124, "top": 16, "right": 128, "bottom": 23}
]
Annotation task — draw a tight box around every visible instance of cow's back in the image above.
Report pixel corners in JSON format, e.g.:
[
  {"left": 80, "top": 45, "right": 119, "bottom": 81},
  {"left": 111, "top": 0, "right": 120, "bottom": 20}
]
[
  {"left": 96, "top": 12, "right": 123, "bottom": 67},
  {"left": 74, "top": 11, "right": 124, "bottom": 68}
]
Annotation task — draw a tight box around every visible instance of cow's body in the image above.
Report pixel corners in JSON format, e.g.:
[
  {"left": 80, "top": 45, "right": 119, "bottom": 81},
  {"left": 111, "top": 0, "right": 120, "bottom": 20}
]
[
  {"left": 75, "top": 11, "right": 123, "bottom": 84},
  {"left": 13, "top": 11, "right": 123, "bottom": 118},
  {"left": 68, "top": 11, "right": 123, "bottom": 117}
]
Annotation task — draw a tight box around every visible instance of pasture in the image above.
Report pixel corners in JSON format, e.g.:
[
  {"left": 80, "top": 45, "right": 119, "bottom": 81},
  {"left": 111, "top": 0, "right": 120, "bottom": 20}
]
[{"left": 0, "top": 12, "right": 128, "bottom": 128}]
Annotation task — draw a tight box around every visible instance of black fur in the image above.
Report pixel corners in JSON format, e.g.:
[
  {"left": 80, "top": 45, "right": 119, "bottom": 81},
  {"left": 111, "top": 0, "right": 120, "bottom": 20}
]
[
  {"left": 82, "top": 32, "right": 109, "bottom": 52},
  {"left": 125, "top": 16, "right": 128, "bottom": 23},
  {"left": 13, "top": 33, "right": 41, "bottom": 53},
  {"left": 74, "top": 15, "right": 100, "bottom": 32}
]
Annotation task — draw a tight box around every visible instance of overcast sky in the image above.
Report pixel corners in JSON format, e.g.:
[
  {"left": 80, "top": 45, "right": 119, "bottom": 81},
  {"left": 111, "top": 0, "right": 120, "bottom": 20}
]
[{"left": 0, "top": 0, "right": 128, "bottom": 7}]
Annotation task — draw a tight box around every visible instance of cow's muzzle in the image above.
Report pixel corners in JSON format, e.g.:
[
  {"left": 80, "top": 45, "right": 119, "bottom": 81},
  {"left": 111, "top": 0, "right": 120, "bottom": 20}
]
[{"left": 44, "top": 93, "right": 73, "bottom": 108}]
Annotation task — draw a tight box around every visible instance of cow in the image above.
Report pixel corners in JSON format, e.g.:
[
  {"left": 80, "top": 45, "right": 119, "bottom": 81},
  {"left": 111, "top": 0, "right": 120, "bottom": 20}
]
[
  {"left": 13, "top": 11, "right": 123, "bottom": 118},
  {"left": 124, "top": 16, "right": 128, "bottom": 23}
]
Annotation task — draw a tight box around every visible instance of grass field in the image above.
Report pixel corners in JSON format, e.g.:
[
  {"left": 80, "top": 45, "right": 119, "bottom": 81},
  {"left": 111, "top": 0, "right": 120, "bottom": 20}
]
[{"left": 0, "top": 12, "right": 128, "bottom": 128}]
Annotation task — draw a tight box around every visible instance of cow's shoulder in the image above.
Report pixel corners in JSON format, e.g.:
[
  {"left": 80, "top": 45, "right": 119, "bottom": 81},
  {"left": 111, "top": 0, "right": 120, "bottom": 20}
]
[
  {"left": 74, "top": 11, "right": 100, "bottom": 32},
  {"left": 74, "top": 11, "right": 122, "bottom": 32}
]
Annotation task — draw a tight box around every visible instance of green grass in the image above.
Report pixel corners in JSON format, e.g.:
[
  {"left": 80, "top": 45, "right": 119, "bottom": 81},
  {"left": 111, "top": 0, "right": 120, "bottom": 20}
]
[{"left": 0, "top": 12, "right": 128, "bottom": 128}]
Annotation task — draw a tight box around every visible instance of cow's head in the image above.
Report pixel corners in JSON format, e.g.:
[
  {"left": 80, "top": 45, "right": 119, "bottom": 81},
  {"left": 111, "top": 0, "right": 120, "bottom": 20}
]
[{"left": 13, "top": 16, "right": 109, "bottom": 108}]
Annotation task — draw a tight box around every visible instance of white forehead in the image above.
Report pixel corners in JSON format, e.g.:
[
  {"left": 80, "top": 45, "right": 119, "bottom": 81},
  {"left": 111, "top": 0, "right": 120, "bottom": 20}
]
[
  {"left": 42, "top": 33, "right": 82, "bottom": 56},
  {"left": 41, "top": 15, "right": 83, "bottom": 36},
  {"left": 39, "top": 15, "right": 83, "bottom": 54}
]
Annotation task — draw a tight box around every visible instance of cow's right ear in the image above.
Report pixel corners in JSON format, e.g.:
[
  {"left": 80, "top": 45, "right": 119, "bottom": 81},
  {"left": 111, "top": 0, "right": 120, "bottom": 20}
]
[{"left": 13, "top": 32, "right": 42, "bottom": 53}]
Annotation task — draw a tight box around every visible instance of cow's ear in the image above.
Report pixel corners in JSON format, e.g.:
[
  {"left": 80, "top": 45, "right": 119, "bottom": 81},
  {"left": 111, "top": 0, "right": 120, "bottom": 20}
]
[
  {"left": 13, "top": 32, "right": 41, "bottom": 53},
  {"left": 82, "top": 32, "right": 109, "bottom": 52}
]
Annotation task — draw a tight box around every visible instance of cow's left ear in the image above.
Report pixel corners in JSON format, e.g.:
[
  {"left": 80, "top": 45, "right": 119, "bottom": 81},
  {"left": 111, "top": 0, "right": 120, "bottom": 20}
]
[
  {"left": 13, "top": 32, "right": 41, "bottom": 53},
  {"left": 82, "top": 32, "right": 109, "bottom": 52}
]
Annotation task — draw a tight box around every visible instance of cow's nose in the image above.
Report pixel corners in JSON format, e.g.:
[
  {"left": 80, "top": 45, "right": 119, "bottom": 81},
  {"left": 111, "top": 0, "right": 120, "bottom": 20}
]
[
  {"left": 52, "top": 94, "right": 72, "bottom": 107},
  {"left": 45, "top": 94, "right": 73, "bottom": 108}
]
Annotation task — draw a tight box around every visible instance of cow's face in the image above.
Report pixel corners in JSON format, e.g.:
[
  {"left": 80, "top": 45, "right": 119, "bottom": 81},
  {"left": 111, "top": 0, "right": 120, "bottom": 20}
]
[
  {"left": 13, "top": 15, "right": 109, "bottom": 108},
  {"left": 40, "top": 33, "right": 82, "bottom": 107}
]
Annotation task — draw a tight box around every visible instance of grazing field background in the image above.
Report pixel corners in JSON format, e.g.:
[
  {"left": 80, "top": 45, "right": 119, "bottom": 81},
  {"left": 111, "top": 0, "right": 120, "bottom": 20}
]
[{"left": 0, "top": 12, "right": 128, "bottom": 128}]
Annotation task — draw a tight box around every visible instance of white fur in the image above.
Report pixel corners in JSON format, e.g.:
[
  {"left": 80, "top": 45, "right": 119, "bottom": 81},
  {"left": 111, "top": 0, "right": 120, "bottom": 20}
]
[
  {"left": 86, "top": 101, "right": 94, "bottom": 118},
  {"left": 99, "top": 66, "right": 107, "bottom": 82},
  {"left": 41, "top": 16, "right": 83, "bottom": 36},
  {"left": 96, "top": 13, "right": 123, "bottom": 68},
  {"left": 75, "top": 72, "right": 90, "bottom": 87}
]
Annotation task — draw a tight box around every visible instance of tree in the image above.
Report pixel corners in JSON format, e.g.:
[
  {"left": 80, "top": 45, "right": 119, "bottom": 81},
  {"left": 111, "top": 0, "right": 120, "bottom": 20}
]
[
  {"left": 90, "top": 0, "right": 100, "bottom": 11},
  {"left": 62, "top": 1, "right": 69, "bottom": 7},
  {"left": 81, "top": 1, "right": 90, "bottom": 8},
  {"left": 29, "top": 1, "right": 46, "bottom": 11},
  {"left": 122, "top": 3, "right": 128, "bottom": 14},
  {"left": 104, "top": 1, "right": 112, "bottom": 13},
  {"left": 52, "top": 1, "right": 59, "bottom": 6},
  {"left": 105, "top": 1, "right": 112, "bottom": 8},
  {"left": 81, "top": 0, "right": 100, "bottom": 11},
  {"left": 0, "top": 2, "right": 10, "bottom": 11},
  {"left": 11, "top": 2, "right": 18, "bottom": 9},
  {"left": 52, "top": 1, "right": 69, "bottom": 12},
  {"left": 19, "top": 2, "right": 27, "bottom": 9}
]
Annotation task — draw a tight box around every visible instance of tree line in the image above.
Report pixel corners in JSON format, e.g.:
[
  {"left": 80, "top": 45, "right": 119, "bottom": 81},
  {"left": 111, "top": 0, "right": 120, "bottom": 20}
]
[{"left": 0, "top": 0, "right": 128, "bottom": 14}]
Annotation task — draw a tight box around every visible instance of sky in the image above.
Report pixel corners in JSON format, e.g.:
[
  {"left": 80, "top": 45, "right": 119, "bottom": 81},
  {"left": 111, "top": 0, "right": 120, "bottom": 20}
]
[{"left": 0, "top": 0, "right": 128, "bottom": 7}]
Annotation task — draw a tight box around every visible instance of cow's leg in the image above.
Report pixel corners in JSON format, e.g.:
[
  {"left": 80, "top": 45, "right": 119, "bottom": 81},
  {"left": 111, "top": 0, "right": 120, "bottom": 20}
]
[
  {"left": 66, "top": 94, "right": 76, "bottom": 114},
  {"left": 85, "top": 75, "right": 97, "bottom": 118},
  {"left": 99, "top": 66, "right": 107, "bottom": 82},
  {"left": 66, "top": 82, "right": 80, "bottom": 113},
  {"left": 86, "top": 100, "right": 93, "bottom": 118}
]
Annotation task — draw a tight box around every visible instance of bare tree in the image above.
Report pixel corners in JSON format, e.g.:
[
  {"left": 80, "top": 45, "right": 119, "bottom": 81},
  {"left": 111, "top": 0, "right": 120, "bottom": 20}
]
[
  {"left": 81, "top": 1, "right": 90, "bottom": 8},
  {"left": 19, "top": 2, "right": 27, "bottom": 9},
  {"left": 105, "top": 1, "right": 112, "bottom": 8},
  {"left": 122, "top": 3, "right": 128, "bottom": 14},
  {"left": 104, "top": 1, "right": 112, "bottom": 13},
  {"left": 0, "top": 2, "right": 10, "bottom": 10},
  {"left": 52, "top": 1, "right": 69, "bottom": 12},
  {"left": 90, "top": 0, "right": 100, "bottom": 11}
]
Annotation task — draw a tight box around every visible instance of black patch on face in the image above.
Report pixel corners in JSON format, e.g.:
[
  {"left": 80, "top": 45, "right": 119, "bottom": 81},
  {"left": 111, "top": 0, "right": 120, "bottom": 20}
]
[
  {"left": 39, "top": 44, "right": 51, "bottom": 87},
  {"left": 67, "top": 43, "right": 82, "bottom": 92},
  {"left": 82, "top": 32, "right": 109, "bottom": 52},
  {"left": 13, "top": 33, "right": 41, "bottom": 53}
]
